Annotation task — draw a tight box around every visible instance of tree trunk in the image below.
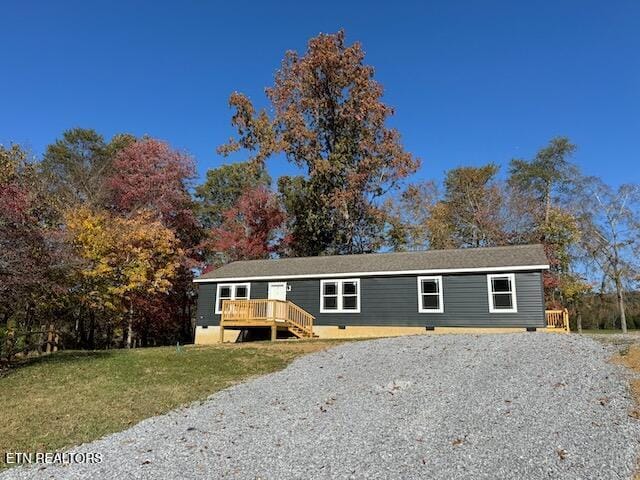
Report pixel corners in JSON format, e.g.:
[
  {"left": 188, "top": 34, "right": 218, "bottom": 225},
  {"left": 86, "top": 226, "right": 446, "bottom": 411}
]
[
  {"left": 23, "top": 303, "right": 34, "bottom": 355},
  {"left": 75, "top": 315, "right": 84, "bottom": 349},
  {"left": 106, "top": 322, "right": 114, "bottom": 349},
  {"left": 577, "top": 310, "right": 582, "bottom": 334},
  {"left": 126, "top": 310, "right": 133, "bottom": 349},
  {"left": 615, "top": 278, "right": 627, "bottom": 333},
  {"left": 544, "top": 183, "right": 551, "bottom": 225},
  {"left": 88, "top": 312, "right": 96, "bottom": 350}
]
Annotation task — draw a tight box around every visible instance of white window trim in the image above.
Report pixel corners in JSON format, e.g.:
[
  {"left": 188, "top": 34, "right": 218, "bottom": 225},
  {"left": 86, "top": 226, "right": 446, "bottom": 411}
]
[
  {"left": 215, "top": 282, "right": 251, "bottom": 314},
  {"left": 319, "top": 278, "right": 361, "bottom": 313},
  {"left": 487, "top": 273, "right": 518, "bottom": 313},
  {"left": 417, "top": 275, "right": 444, "bottom": 313}
]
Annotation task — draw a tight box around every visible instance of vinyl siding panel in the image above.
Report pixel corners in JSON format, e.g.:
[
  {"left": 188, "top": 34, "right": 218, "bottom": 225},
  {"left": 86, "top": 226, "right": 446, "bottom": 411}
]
[{"left": 195, "top": 271, "right": 545, "bottom": 328}]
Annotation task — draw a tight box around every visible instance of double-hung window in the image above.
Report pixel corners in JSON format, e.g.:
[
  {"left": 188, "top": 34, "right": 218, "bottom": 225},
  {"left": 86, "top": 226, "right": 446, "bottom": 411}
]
[
  {"left": 215, "top": 283, "right": 250, "bottom": 314},
  {"left": 487, "top": 273, "right": 517, "bottom": 313},
  {"left": 320, "top": 279, "right": 360, "bottom": 313},
  {"left": 417, "top": 276, "right": 444, "bottom": 313}
]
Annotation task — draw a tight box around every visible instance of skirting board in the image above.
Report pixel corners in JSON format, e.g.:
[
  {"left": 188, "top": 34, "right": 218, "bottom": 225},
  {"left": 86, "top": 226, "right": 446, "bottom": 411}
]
[{"left": 194, "top": 325, "right": 530, "bottom": 344}]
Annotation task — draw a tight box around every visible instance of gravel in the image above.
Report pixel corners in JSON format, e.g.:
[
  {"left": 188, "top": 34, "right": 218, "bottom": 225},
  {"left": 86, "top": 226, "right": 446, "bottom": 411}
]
[{"left": 3, "top": 333, "right": 640, "bottom": 479}]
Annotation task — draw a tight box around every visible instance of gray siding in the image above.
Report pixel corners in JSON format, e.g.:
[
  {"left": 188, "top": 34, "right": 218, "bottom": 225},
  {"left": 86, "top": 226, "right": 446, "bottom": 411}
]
[{"left": 195, "top": 271, "right": 545, "bottom": 328}]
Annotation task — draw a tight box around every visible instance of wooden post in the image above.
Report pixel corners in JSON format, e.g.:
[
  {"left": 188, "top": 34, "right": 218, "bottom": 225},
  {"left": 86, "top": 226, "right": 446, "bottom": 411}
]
[
  {"left": 271, "top": 325, "right": 277, "bottom": 341},
  {"left": 219, "top": 323, "right": 225, "bottom": 343},
  {"left": 563, "top": 309, "right": 570, "bottom": 333}
]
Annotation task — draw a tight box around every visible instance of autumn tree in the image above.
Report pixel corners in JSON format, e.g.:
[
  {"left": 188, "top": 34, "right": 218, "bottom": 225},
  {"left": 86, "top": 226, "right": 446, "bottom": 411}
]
[
  {"left": 203, "top": 187, "right": 287, "bottom": 265},
  {"left": 0, "top": 145, "right": 41, "bottom": 311},
  {"left": 573, "top": 179, "right": 640, "bottom": 333},
  {"left": 107, "top": 138, "right": 202, "bottom": 343},
  {"left": 195, "top": 161, "right": 271, "bottom": 228},
  {"left": 66, "top": 207, "right": 182, "bottom": 348},
  {"left": 219, "top": 30, "right": 420, "bottom": 255},
  {"left": 384, "top": 181, "right": 438, "bottom": 251},
  {"left": 427, "top": 164, "right": 504, "bottom": 249},
  {"left": 108, "top": 139, "right": 198, "bottom": 242},
  {"left": 42, "top": 128, "right": 135, "bottom": 206},
  {"left": 0, "top": 143, "right": 77, "bottom": 360},
  {"left": 0, "top": 145, "right": 68, "bottom": 321}
]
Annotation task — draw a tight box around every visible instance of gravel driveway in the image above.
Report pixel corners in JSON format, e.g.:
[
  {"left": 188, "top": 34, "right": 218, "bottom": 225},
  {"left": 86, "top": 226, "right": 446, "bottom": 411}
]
[{"left": 3, "top": 334, "right": 640, "bottom": 479}]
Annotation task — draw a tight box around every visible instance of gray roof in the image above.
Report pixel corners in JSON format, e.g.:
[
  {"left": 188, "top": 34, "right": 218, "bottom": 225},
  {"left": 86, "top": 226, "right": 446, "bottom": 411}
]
[{"left": 195, "top": 244, "right": 548, "bottom": 281}]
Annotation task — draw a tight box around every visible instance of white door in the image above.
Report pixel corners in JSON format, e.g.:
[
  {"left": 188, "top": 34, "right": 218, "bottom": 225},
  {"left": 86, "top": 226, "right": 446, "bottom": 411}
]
[{"left": 268, "top": 282, "right": 287, "bottom": 322}]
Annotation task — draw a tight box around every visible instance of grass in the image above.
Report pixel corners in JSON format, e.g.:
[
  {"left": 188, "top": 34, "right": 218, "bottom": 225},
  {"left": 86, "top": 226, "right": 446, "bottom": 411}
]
[{"left": 0, "top": 340, "right": 348, "bottom": 467}]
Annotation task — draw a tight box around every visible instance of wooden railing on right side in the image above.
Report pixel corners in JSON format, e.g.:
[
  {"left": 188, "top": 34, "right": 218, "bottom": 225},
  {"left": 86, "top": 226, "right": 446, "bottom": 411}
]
[
  {"left": 546, "top": 309, "right": 570, "bottom": 332},
  {"left": 285, "top": 301, "right": 314, "bottom": 337}
]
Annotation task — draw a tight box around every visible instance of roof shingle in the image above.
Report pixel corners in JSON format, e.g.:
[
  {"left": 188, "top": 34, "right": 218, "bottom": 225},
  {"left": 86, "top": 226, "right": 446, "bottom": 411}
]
[{"left": 195, "top": 244, "right": 548, "bottom": 281}]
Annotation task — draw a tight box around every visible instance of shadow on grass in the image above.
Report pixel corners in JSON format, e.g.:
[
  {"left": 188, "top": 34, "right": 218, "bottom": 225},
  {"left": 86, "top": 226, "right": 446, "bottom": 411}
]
[{"left": 1, "top": 350, "right": 116, "bottom": 377}]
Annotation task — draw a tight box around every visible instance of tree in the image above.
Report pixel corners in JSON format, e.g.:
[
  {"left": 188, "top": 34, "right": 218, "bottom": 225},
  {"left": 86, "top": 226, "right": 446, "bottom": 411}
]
[
  {"left": 538, "top": 207, "right": 581, "bottom": 298},
  {"left": 383, "top": 181, "right": 439, "bottom": 251},
  {"left": 195, "top": 161, "right": 271, "bottom": 228},
  {"left": 0, "top": 144, "right": 70, "bottom": 330},
  {"left": 507, "top": 137, "right": 581, "bottom": 301},
  {"left": 219, "top": 30, "right": 420, "bottom": 255},
  {"left": 108, "top": 139, "right": 198, "bottom": 242},
  {"left": 66, "top": 207, "right": 182, "bottom": 347},
  {"left": 107, "top": 138, "right": 202, "bottom": 344},
  {"left": 573, "top": 179, "right": 640, "bottom": 333},
  {"left": 427, "top": 164, "right": 504, "bottom": 249},
  {"left": 558, "top": 274, "right": 591, "bottom": 333},
  {"left": 203, "top": 187, "right": 287, "bottom": 265},
  {"left": 41, "top": 128, "right": 135, "bottom": 206},
  {"left": 509, "top": 136, "right": 577, "bottom": 224},
  {"left": 1, "top": 144, "right": 45, "bottom": 320}
]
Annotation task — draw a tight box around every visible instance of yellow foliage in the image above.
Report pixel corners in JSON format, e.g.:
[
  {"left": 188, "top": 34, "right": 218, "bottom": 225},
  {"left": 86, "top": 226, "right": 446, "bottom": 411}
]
[
  {"left": 65, "top": 207, "right": 182, "bottom": 312},
  {"left": 559, "top": 273, "right": 592, "bottom": 302}
]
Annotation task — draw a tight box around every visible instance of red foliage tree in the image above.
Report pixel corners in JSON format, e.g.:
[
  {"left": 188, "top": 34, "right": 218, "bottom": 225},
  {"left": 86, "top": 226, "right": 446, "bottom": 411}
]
[
  {"left": 106, "top": 138, "right": 202, "bottom": 345},
  {"left": 108, "top": 139, "right": 199, "bottom": 248},
  {"left": 1, "top": 145, "right": 71, "bottom": 334},
  {"left": 204, "top": 187, "right": 287, "bottom": 265}
]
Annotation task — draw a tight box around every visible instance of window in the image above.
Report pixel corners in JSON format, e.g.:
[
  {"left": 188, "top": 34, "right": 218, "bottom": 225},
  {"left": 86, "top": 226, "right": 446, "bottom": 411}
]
[
  {"left": 320, "top": 279, "right": 360, "bottom": 313},
  {"left": 417, "top": 276, "right": 444, "bottom": 313},
  {"left": 215, "top": 283, "right": 251, "bottom": 314},
  {"left": 487, "top": 274, "right": 517, "bottom": 313}
]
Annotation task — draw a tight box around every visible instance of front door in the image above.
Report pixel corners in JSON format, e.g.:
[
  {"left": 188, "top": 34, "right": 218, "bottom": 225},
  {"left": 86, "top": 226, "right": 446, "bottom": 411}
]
[{"left": 268, "top": 282, "right": 287, "bottom": 321}]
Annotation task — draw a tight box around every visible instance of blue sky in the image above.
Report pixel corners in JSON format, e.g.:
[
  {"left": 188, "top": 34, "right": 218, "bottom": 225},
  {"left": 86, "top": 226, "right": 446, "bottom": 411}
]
[{"left": 1, "top": 1, "right": 638, "bottom": 187}]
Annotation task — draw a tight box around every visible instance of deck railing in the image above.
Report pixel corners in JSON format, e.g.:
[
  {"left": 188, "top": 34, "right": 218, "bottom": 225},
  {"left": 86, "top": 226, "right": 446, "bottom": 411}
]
[
  {"left": 220, "top": 299, "right": 315, "bottom": 338},
  {"left": 545, "top": 309, "right": 570, "bottom": 332},
  {"left": 285, "top": 301, "right": 314, "bottom": 336}
]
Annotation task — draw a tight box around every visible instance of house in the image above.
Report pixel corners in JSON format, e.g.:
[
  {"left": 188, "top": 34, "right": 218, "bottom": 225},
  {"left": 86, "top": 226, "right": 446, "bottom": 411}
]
[{"left": 193, "top": 244, "right": 549, "bottom": 343}]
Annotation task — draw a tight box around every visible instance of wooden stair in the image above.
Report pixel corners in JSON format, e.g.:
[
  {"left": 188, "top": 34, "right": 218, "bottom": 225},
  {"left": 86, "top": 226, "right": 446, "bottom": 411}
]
[
  {"left": 287, "top": 322, "right": 319, "bottom": 339},
  {"left": 220, "top": 299, "right": 316, "bottom": 341}
]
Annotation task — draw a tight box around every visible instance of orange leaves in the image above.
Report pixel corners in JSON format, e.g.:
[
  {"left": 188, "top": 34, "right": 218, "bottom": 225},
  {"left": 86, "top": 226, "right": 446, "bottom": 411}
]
[{"left": 217, "top": 30, "right": 420, "bottom": 255}]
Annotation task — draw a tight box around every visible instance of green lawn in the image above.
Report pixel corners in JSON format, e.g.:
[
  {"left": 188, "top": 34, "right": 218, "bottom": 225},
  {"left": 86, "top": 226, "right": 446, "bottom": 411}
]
[{"left": 0, "top": 340, "right": 347, "bottom": 467}]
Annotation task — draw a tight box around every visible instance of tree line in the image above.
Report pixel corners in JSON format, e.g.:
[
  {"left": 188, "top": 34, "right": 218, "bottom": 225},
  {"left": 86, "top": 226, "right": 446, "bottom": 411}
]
[{"left": 1, "top": 30, "right": 638, "bottom": 358}]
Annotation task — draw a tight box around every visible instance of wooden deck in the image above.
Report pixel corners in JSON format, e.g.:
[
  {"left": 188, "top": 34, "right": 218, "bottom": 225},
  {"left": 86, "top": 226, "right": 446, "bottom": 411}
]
[
  {"left": 220, "top": 299, "right": 316, "bottom": 341},
  {"left": 220, "top": 302, "right": 568, "bottom": 341}
]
